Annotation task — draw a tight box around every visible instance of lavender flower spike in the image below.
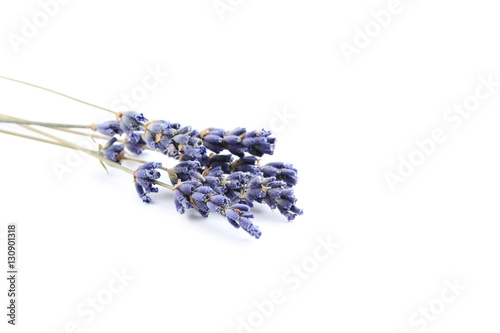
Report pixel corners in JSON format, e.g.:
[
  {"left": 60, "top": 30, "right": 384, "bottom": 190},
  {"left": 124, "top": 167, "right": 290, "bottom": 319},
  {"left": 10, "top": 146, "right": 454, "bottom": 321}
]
[{"left": 133, "top": 162, "right": 162, "bottom": 203}]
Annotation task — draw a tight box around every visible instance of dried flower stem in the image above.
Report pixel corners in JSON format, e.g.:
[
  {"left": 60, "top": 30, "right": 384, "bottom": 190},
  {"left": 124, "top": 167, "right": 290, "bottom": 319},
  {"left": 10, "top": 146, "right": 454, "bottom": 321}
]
[
  {"left": 0, "top": 75, "right": 116, "bottom": 114},
  {"left": 50, "top": 127, "right": 111, "bottom": 140},
  {"left": 0, "top": 127, "right": 147, "bottom": 165},
  {"left": 0, "top": 115, "right": 155, "bottom": 150},
  {"left": 0, "top": 117, "right": 91, "bottom": 128}
]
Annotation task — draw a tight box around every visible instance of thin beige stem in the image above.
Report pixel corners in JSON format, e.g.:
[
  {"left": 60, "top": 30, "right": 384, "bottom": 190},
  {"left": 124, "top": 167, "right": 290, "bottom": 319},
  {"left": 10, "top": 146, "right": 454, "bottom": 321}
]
[
  {"left": 0, "top": 117, "right": 91, "bottom": 128},
  {"left": 0, "top": 75, "right": 116, "bottom": 114}
]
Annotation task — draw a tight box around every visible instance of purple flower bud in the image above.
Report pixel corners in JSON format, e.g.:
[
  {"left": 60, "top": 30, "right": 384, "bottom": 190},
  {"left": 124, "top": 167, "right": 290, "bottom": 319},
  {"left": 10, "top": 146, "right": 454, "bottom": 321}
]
[
  {"left": 231, "top": 156, "right": 260, "bottom": 174},
  {"left": 227, "top": 127, "right": 246, "bottom": 136},
  {"left": 133, "top": 162, "right": 162, "bottom": 203},
  {"left": 223, "top": 135, "right": 241, "bottom": 145},
  {"left": 200, "top": 127, "right": 275, "bottom": 158},
  {"left": 173, "top": 180, "right": 262, "bottom": 238},
  {"left": 101, "top": 137, "right": 124, "bottom": 163},
  {"left": 261, "top": 162, "right": 298, "bottom": 187},
  {"left": 91, "top": 121, "right": 123, "bottom": 136},
  {"left": 191, "top": 192, "right": 207, "bottom": 203},
  {"left": 188, "top": 170, "right": 205, "bottom": 182},
  {"left": 203, "top": 134, "right": 223, "bottom": 145},
  {"left": 168, "top": 161, "right": 203, "bottom": 185},
  {"left": 195, "top": 186, "right": 215, "bottom": 194},
  {"left": 200, "top": 154, "right": 233, "bottom": 173},
  {"left": 176, "top": 181, "right": 201, "bottom": 195},
  {"left": 174, "top": 190, "right": 191, "bottom": 213},
  {"left": 209, "top": 195, "right": 229, "bottom": 206},
  {"left": 135, "top": 183, "right": 151, "bottom": 203},
  {"left": 238, "top": 217, "right": 262, "bottom": 239},
  {"left": 119, "top": 111, "right": 147, "bottom": 134},
  {"left": 125, "top": 132, "right": 146, "bottom": 155}
]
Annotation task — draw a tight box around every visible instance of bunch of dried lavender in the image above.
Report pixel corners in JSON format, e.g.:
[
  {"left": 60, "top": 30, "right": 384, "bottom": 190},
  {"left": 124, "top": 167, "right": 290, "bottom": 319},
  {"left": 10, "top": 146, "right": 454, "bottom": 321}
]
[{"left": 0, "top": 76, "right": 302, "bottom": 239}]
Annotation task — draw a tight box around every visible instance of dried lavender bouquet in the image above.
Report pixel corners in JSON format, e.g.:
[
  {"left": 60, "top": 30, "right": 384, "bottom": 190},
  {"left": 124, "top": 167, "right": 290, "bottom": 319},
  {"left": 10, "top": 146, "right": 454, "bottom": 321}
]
[{"left": 0, "top": 76, "right": 302, "bottom": 239}]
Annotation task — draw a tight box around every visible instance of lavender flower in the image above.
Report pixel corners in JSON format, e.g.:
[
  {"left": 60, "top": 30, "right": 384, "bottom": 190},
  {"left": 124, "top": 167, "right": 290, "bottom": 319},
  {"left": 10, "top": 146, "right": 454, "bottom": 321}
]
[
  {"left": 225, "top": 204, "right": 261, "bottom": 238},
  {"left": 231, "top": 156, "right": 261, "bottom": 174},
  {"left": 133, "top": 162, "right": 162, "bottom": 203},
  {"left": 125, "top": 132, "right": 146, "bottom": 155},
  {"left": 200, "top": 127, "right": 276, "bottom": 158},
  {"left": 188, "top": 167, "right": 227, "bottom": 194},
  {"left": 143, "top": 121, "right": 205, "bottom": 160},
  {"left": 118, "top": 111, "right": 147, "bottom": 134},
  {"left": 101, "top": 137, "right": 124, "bottom": 163},
  {"left": 260, "top": 178, "right": 303, "bottom": 221},
  {"left": 200, "top": 154, "right": 233, "bottom": 173},
  {"left": 128, "top": 131, "right": 144, "bottom": 144},
  {"left": 167, "top": 160, "right": 203, "bottom": 185},
  {"left": 223, "top": 171, "right": 253, "bottom": 202},
  {"left": 261, "top": 162, "right": 298, "bottom": 187},
  {"left": 91, "top": 121, "right": 123, "bottom": 136},
  {"left": 223, "top": 173, "right": 303, "bottom": 221},
  {"left": 173, "top": 180, "right": 262, "bottom": 238}
]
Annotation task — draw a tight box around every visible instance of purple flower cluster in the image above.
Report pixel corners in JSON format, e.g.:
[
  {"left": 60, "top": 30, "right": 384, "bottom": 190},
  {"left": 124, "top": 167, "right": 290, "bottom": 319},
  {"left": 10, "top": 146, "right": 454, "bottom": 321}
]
[
  {"left": 125, "top": 134, "right": 146, "bottom": 155},
  {"left": 92, "top": 113, "right": 276, "bottom": 167},
  {"left": 133, "top": 162, "right": 162, "bottom": 203},
  {"left": 167, "top": 160, "right": 202, "bottom": 184},
  {"left": 118, "top": 111, "right": 147, "bottom": 134},
  {"left": 261, "top": 162, "right": 298, "bottom": 187},
  {"left": 225, "top": 173, "right": 302, "bottom": 221},
  {"left": 167, "top": 160, "right": 303, "bottom": 221},
  {"left": 173, "top": 180, "right": 261, "bottom": 239},
  {"left": 142, "top": 121, "right": 206, "bottom": 160},
  {"left": 101, "top": 137, "right": 124, "bottom": 163},
  {"left": 91, "top": 111, "right": 148, "bottom": 154},
  {"left": 90, "top": 109, "right": 300, "bottom": 239},
  {"left": 200, "top": 128, "right": 275, "bottom": 158}
]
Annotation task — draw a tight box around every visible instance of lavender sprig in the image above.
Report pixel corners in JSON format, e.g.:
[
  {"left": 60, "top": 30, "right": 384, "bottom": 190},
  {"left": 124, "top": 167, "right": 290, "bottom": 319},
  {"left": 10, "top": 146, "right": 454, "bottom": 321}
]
[{"left": 1, "top": 101, "right": 301, "bottom": 240}]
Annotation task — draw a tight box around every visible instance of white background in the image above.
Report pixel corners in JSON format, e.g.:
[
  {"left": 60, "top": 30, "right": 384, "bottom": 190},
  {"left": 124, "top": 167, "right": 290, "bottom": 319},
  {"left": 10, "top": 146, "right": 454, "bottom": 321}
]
[{"left": 1, "top": 0, "right": 500, "bottom": 332}]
